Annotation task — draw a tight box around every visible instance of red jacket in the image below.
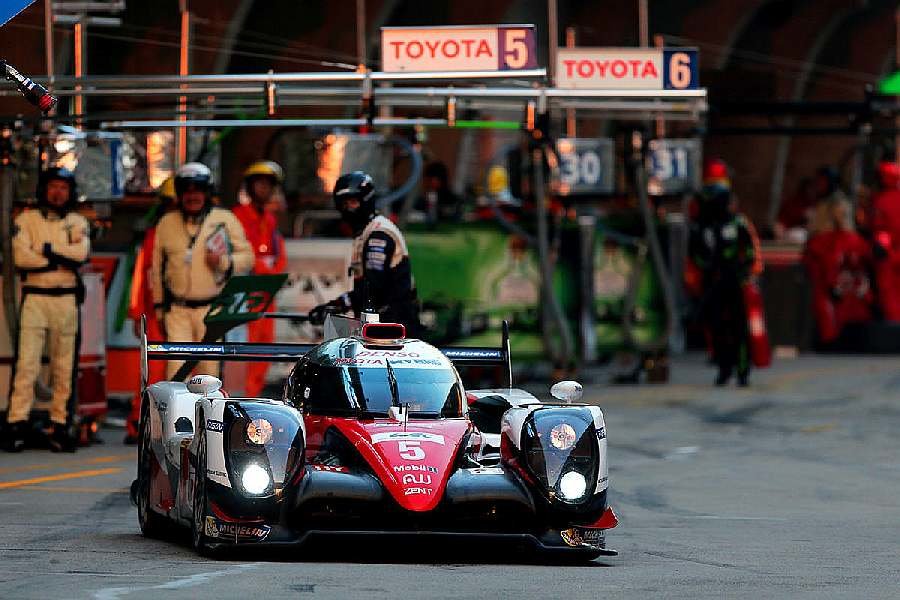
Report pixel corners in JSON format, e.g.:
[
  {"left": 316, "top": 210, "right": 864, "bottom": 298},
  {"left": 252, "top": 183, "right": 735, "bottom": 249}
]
[
  {"left": 232, "top": 203, "right": 287, "bottom": 275},
  {"left": 128, "top": 226, "right": 160, "bottom": 334}
]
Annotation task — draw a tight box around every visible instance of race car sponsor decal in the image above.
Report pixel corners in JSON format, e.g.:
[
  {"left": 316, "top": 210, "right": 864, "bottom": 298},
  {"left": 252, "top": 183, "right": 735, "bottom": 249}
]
[
  {"left": 204, "top": 516, "right": 271, "bottom": 542},
  {"left": 560, "top": 527, "right": 604, "bottom": 548},
  {"left": 596, "top": 426, "right": 606, "bottom": 440},
  {"left": 371, "top": 432, "right": 445, "bottom": 445},
  {"left": 327, "top": 348, "right": 449, "bottom": 369},
  {"left": 404, "top": 487, "right": 433, "bottom": 496},
  {"left": 357, "top": 350, "right": 422, "bottom": 358},
  {"left": 206, "top": 419, "right": 224, "bottom": 432},
  {"left": 333, "top": 357, "right": 387, "bottom": 366},
  {"left": 401, "top": 473, "right": 432, "bottom": 485},
  {"left": 333, "top": 356, "right": 444, "bottom": 368},
  {"left": 441, "top": 348, "right": 504, "bottom": 360},
  {"left": 148, "top": 344, "right": 225, "bottom": 353},
  {"left": 310, "top": 464, "right": 349, "bottom": 473},
  {"left": 393, "top": 464, "right": 438, "bottom": 473}
]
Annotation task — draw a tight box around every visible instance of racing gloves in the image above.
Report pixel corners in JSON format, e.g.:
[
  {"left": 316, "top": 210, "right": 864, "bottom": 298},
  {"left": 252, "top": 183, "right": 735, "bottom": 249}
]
[{"left": 309, "top": 293, "right": 352, "bottom": 325}]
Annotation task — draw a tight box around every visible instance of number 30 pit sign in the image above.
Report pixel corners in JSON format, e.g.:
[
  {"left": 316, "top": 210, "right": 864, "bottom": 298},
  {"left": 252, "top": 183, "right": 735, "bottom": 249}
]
[
  {"left": 381, "top": 25, "right": 537, "bottom": 73},
  {"left": 556, "top": 47, "right": 698, "bottom": 90}
]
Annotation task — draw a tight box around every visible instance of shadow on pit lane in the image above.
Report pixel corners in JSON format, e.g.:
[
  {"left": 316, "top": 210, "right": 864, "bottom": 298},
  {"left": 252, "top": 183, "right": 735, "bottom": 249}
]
[
  {"left": 237, "top": 539, "right": 615, "bottom": 568},
  {"left": 132, "top": 528, "right": 615, "bottom": 567}
]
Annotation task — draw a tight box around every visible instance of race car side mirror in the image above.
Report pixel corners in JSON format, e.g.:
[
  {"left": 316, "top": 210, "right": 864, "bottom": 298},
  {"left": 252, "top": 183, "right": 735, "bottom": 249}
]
[
  {"left": 550, "top": 380, "right": 583, "bottom": 404},
  {"left": 187, "top": 375, "right": 223, "bottom": 397}
]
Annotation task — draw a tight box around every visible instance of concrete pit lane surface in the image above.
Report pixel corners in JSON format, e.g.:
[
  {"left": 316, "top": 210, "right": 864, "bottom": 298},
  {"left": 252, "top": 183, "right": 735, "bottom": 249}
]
[{"left": 1, "top": 353, "right": 899, "bottom": 599}]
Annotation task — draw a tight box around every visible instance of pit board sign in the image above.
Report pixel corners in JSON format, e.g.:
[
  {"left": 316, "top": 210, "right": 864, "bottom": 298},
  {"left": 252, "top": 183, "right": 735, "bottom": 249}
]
[
  {"left": 552, "top": 138, "right": 616, "bottom": 196},
  {"left": 556, "top": 47, "right": 698, "bottom": 90},
  {"left": 381, "top": 25, "right": 537, "bottom": 73}
]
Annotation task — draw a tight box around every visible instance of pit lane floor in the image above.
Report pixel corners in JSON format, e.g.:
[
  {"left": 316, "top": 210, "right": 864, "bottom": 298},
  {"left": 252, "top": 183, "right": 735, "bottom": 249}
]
[{"left": 1, "top": 353, "right": 899, "bottom": 599}]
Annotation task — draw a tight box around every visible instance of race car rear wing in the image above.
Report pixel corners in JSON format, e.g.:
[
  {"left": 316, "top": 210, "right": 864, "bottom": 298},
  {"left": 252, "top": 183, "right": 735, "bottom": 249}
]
[{"left": 140, "top": 317, "right": 512, "bottom": 390}]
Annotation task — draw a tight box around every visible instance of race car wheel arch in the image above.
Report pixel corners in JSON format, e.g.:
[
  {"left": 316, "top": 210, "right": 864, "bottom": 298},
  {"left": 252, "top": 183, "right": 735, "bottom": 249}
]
[{"left": 138, "top": 392, "right": 170, "bottom": 538}]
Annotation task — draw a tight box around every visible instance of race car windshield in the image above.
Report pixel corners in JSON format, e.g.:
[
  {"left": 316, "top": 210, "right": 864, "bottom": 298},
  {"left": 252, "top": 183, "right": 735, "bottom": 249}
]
[{"left": 302, "top": 363, "right": 463, "bottom": 418}]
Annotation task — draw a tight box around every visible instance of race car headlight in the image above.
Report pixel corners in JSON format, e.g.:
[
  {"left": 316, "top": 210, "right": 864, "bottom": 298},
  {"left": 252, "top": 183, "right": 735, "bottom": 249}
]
[
  {"left": 241, "top": 463, "right": 271, "bottom": 495},
  {"left": 549, "top": 423, "right": 577, "bottom": 450},
  {"left": 521, "top": 407, "right": 600, "bottom": 505},
  {"left": 246, "top": 418, "right": 273, "bottom": 445},
  {"left": 558, "top": 470, "right": 587, "bottom": 501},
  {"left": 224, "top": 401, "right": 305, "bottom": 498}
]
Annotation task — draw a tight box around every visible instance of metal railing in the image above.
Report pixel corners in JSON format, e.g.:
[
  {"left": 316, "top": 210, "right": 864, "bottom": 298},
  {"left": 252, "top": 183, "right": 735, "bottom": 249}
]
[{"left": 0, "top": 68, "right": 707, "bottom": 124}]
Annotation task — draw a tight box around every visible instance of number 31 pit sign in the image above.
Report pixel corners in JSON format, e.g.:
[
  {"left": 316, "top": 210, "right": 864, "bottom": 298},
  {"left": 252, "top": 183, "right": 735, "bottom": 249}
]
[
  {"left": 556, "top": 47, "right": 698, "bottom": 90},
  {"left": 382, "top": 25, "right": 537, "bottom": 73}
]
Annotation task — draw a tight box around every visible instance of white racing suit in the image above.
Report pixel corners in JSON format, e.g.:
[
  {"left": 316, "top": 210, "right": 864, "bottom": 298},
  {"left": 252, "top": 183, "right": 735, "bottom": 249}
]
[
  {"left": 8, "top": 208, "right": 90, "bottom": 426},
  {"left": 151, "top": 207, "right": 254, "bottom": 379}
]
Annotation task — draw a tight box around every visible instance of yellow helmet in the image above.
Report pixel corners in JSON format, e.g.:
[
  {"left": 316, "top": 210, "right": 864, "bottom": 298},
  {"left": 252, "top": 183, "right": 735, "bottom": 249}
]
[
  {"left": 157, "top": 176, "right": 176, "bottom": 202},
  {"left": 487, "top": 165, "right": 509, "bottom": 196},
  {"left": 243, "top": 160, "right": 284, "bottom": 184}
]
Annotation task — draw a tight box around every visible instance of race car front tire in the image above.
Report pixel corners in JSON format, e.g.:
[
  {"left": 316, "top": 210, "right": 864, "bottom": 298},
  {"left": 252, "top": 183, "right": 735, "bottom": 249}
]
[
  {"left": 191, "top": 427, "right": 220, "bottom": 557},
  {"left": 137, "top": 394, "right": 170, "bottom": 538}
]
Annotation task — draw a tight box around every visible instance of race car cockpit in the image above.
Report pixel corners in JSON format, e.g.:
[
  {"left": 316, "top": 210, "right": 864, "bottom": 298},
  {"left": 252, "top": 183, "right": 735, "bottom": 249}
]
[{"left": 285, "top": 337, "right": 466, "bottom": 419}]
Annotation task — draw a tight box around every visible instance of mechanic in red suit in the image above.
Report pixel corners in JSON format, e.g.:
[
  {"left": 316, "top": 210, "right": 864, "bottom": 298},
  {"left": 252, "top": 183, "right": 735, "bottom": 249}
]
[
  {"left": 803, "top": 198, "right": 873, "bottom": 345},
  {"left": 232, "top": 161, "right": 287, "bottom": 397},
  {"left": 870, "top": 161, "right": 900, "bottom": 321},
  {"left": 125, "top": 177, "right": 176, "bottom": 444}
]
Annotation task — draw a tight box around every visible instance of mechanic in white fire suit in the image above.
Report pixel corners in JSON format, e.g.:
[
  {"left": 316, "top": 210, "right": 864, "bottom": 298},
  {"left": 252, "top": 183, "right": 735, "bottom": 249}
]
[
  {"left": 4, "top": 168, "right": 89, "bottom": 453},
  {"left": 151, "top": 162, "right": 254, "bottom": 380}
]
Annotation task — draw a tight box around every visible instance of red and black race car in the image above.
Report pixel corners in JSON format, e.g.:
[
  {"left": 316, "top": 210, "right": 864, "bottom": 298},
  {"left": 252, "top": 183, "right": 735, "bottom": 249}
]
[{"left": 133, "top": 315, "right": 617, "bottom": 561}]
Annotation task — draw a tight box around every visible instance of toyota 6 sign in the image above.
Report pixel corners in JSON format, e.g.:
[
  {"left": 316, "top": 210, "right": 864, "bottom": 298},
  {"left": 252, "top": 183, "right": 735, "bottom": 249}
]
[
  {"left": 381, "top": 25, "right": 537, "bottom": 72},
  {"left": 557, "top": 47, "right": 698, "bottom": 90}
]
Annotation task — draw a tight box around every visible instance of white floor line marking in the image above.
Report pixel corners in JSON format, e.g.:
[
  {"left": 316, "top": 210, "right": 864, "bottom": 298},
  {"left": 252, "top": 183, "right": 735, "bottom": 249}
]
[{"left": 93, "top": 563, "right": 260, "bottom": 600}]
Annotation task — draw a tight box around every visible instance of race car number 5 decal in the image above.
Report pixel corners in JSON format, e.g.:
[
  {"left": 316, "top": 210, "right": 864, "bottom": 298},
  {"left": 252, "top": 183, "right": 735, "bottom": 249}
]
[{"left": 398, "top": 441, "right": 425, "bottom": 460}]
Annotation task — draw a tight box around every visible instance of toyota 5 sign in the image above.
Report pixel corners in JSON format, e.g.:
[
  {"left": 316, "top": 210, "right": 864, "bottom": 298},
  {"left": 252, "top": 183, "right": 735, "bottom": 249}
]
[
  {"left": 556, "top": 47, "right": 698, "bottom": 90},
  {"left": 381, "top": 25, "right": 537, "bottom": 72}
]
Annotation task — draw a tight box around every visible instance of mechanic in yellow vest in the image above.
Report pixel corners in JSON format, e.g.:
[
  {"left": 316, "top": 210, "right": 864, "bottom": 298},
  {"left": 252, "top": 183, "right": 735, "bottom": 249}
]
[
  {"left": 4, "top": 168, "right": 90, "bottom": 453},
  {"left": 151, "top": 163, "right": 254, "bottom": 380}
]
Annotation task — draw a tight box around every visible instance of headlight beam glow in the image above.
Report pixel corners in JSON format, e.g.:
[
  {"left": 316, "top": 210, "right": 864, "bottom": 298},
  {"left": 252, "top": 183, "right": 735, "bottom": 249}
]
[
  {"left": 558, "top": 470, "right": 587, "bottom": 501},
  {"left": 241, "top": 463, "right": 271, "bottom": 495}
]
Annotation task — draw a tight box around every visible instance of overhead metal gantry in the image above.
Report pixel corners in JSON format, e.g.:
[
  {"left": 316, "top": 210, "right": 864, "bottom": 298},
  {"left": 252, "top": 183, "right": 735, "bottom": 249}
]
[
  {"left": 1, "top": 69, "right": 707, "bottom": 129},
  {"left": 1, "top": 62, "right": 707, "bottom": 370}
]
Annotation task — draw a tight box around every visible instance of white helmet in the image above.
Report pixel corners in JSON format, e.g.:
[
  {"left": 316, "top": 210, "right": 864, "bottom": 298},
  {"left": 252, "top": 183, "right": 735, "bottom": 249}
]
[{"left": 174, "top": 162, "right": 213, "bottom": 196}]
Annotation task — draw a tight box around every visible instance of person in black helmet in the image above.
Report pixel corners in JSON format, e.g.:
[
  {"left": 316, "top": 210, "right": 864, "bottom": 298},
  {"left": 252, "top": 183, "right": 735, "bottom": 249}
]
[
  {"left": 4, "top": 167, "right": 89, "bottom": 452},
  {"left": 310, "top": 171, "right": 421, "bottom": 331}
]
